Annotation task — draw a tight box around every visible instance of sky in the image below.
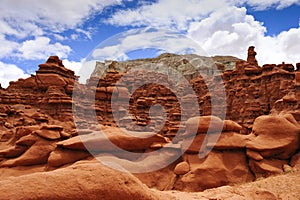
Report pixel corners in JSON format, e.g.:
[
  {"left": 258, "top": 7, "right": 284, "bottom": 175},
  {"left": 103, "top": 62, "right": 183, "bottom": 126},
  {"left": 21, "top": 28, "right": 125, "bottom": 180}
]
[{"left": 0, "top": 0, "right": 300, "bottom": 87}]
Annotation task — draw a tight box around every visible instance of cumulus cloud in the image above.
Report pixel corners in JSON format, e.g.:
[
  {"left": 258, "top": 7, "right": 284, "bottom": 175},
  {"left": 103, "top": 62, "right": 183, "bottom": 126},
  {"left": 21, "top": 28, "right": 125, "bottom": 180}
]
[
  {"left": 255, "top": 28, "right": 300, "bottom": 64},
  {"left": 187, "top": 6, "right": 266, "bottom": 59},
  {"left": 187, "top": 5, "right": 300, "bottom": 64},
  {"left": 62, "top": 59, "right": 83, "bottom": 75},
  {"left": 77, "top": 60, "right": 98, "bottom": 83},
  {"left": 106, "top": 0, "right": 300, "bottom": 65},
  {"left": 0, "top": 62, "right": 29, "bottom": 88},
  {"left": 16, "top": 37, "right": 72, "bottom": 60}
]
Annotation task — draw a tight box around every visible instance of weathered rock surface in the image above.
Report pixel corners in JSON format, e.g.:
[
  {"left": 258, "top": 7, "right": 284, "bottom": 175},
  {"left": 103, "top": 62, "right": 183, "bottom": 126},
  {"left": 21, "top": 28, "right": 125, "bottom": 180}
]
[
  {"left": 0, "top": 161, "right": 166, "bottom": 200},
  {"left": 174, "top": 161, "right": 190, "bottom": 175},
  {"left": 0, "top": 47, "right": 299, "bottom": 198},
  {"left": 1, "top": 56, "right": 77, "bottom": 121},
  {"left": 174, "top": 151, "right": 253, "bottom": 192},
  {"left": 291, "top": 152, "right": 300, "bottom": 171},
  {"left": 184, "top": 116, "right": 224, "bottom": 135},
  {"left": 1, "top": 138, "right": 56, "bottom": 167},
  {"left": 207, "top": 131, "right": 250, "bottom": 149},
  {"left": 47, "top": 148, "right": 91, "bottom": 167},
  {"left": 2, "top": 48, "right": 298, "bottom": 134},
  {"left": 247, "top": 114, "right": 300, "bottom": 158},
  {"left": 57, "top": 127, "right": 169, "bottom": 152}
]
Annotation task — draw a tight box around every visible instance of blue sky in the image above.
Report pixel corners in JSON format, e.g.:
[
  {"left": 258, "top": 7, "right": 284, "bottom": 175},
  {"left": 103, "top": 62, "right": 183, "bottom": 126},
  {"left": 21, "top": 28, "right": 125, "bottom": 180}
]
[
  {"left": 247, "top": 4, "right": 300, "bottom": 35},
  {"left": 0, "top": 0, "right": 300, "bottom": 87}
]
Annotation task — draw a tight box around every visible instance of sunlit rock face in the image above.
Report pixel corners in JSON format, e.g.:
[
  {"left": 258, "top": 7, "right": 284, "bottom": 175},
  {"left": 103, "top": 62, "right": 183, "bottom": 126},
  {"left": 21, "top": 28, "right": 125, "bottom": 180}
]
[{"left": 0, "top": 46, "right": 299, "bottom": 196}]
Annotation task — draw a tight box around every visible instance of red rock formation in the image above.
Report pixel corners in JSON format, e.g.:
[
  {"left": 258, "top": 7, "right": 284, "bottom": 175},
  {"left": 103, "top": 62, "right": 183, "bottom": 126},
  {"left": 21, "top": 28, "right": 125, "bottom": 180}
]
[
  {"left": 221, "top": 52, "right": 296, "bottom": 131},
  {"left": 0, "top": 49, "right": 299, "bottom": 196},
  {"left": 1, "top": 56, "right": 77, "bottom": 121},
  {"left": 0, "top": 162, "right": 163, "bottom": 200},
  {"left": 172, "top": 115, "right": 253, "bottom": 191},
  {"left": 247, "top": 46, "right": 259, "bottom": 67},
  {"left": 246, "top": 114, "right": 300, "bottom": 177},
  {"left": 1, "top": 50, "right": 298, "bottom": 134},
  {"left": 174, "top": 151, "right": 253, "bottom": 192},
  {"left": 56, "top": 127, "right": 169, "bottom": 152}
]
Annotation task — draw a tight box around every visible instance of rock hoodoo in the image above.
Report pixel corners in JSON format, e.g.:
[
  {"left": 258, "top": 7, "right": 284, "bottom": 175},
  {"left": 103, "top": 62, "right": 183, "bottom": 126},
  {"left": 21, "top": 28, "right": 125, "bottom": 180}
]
[
  {"left": 247, "top": 46, "right": 259, "bottom": 67},
  {"left": 1, "top": 56, "right": 77, "bottom": 121},
  {"left": 0, "top": 46, "right": 299, "bottom": 198}
]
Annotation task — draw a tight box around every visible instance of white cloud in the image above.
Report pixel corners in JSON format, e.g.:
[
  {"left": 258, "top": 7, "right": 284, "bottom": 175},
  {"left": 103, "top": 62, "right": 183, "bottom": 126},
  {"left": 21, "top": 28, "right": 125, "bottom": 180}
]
[
  {"left": 0, "top": 0, "right": 123, "bottom": 37},
  {"left": 69, "top": 28, "right": 93, "bottom": 41},
  {"left": 75, "top": 28, "right": 93, "bottom": 40},
  {"left": 0, "top": 62, "right": 29, "bottom": 88},
  {"left": 0, "top": 0, "right": 124, "bottom": 60},
  {"left": 77, "top": 60, "right": 97, "bottom": 83},
  {"left": 107, "top": 0, "right": 300, "bottom": 65},
  {"left": 0, "top": 0, "right": 300, "bottom": 89},
  {"left": 71, "top": 34, "right": 79, "bottom": 40},
  {"left": 0, "top": 0, "right": 126, "bottom": 87},
  {"left": 230, "top": 0, "right": 300, "bottom": 10},
  {"left": 62, "top": 59, "right": 83, "bottom": 75},
  {"left": 0, "top": 20, "right": 19, "bottom": 36},
  {"left": 16, "top": 37, "right": 72, "bottom": 60},
  {"left": 53, "top": 34, "right": 67, "bottom": 41},
  {"left": 107, "top": 0, "right": 300, "bottom": 29},
  {"left": 91, "top": 28, "right": 207, "bottom": 61},
  {"left": 188, "top": 6, "right": 266, "bottom": 59},
  {"left": 255, "top": 28, "right": 300, "bottom": 64},
  {"left": 0, "top": 34, "right": 19, "bottom": 58},
  {"left": 187, "top": 5, "right": 300, "bottom": 65},
  {"left": 106, "top": 0, "right": 229, "bottom": 29}
]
